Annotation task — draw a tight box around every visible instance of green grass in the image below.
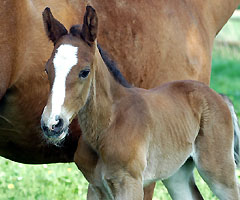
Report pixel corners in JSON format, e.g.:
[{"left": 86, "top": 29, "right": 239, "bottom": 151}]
[
  {"left": 211, "top": 46, "right": 240, "bottom": 116},
  {"left": 0, "top": 160, "right": 88, "bottom": 200}
]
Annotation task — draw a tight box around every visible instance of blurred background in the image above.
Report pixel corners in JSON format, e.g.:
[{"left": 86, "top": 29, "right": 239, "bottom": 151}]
[{"left": 0, "top": 8, "right": 239, "bottom": 200}]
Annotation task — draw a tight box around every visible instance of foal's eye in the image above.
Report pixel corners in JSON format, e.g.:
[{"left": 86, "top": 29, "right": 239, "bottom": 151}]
[{"left": 79, "top": 69, "right": 90, "bottom": 79}]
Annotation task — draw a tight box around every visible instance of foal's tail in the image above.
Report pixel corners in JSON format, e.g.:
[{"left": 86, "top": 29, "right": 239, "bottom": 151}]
[{"left": 220, "top": 94, "right": 240, "bottom": 166}]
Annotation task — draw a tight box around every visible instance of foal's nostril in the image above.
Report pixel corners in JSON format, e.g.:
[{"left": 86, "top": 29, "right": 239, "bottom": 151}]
[{"left": 52, "top": 118, "right": 64, "bottom": 132}]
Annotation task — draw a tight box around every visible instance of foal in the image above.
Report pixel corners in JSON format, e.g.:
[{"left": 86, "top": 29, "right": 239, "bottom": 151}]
[{"left": 41, "top": 6, "right": 240, "bottom": 200}]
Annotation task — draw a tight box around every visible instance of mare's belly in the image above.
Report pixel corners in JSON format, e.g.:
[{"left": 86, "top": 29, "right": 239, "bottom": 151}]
[{"left": 0, "top": 91, "right": 78, "bottom": 164}]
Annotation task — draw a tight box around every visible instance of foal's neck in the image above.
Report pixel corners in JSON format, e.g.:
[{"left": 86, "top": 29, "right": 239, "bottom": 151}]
[{"left": 78, "top": 47, "right": 128, "bottom": 150}]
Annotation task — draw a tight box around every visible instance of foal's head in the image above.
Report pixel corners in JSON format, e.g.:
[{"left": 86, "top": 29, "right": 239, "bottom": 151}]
[{"left": 41, "top": 6, "right": 98, "bottom": 144}]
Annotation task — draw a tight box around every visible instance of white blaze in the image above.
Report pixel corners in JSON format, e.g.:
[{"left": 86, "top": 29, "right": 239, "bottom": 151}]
[{"left": 50, "top": 44, "right": 78, "bottom": 121}]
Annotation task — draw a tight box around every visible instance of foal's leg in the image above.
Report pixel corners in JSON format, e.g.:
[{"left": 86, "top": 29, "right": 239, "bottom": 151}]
[
  {"left": 193, "top": 128, "right": 240, "bottom": 200},
  {"left": 87, "top": 184, "right": 112, "bottom": 200},
  {"left": 143, "top": 183, "right": 156, "bottom": 200},
  {"left": 87, "top": 184, "right": 100, "bottom": 200},
  {"left": 162, "top": 158, "right": 203, "bottom": 200},
  {"left": 114, "top": 175, "right": 143, "bottom": 200}
]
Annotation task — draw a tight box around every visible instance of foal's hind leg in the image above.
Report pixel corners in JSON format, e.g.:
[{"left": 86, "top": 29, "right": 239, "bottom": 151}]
[
  {"left": 162, "top": 158, "right": 203, "bottom": 200},
  {"left": 193, "top": 127, "right": 240, "bottom": 200}
]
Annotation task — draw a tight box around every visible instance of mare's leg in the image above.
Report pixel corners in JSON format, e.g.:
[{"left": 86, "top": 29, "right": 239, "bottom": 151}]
[
  {"left": 162, "top": 158, "right": 203, "bottom": 200},
  {"left": 143, "top": 183, "right": 156, "bottom": 200},
  {"left": 193, "top": 127, "right": 239, "bottom": 200}
]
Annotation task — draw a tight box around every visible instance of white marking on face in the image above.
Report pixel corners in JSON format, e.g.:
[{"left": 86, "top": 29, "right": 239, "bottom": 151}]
[{"left": 50, "top": 44, "right": 78, "bottom": 122}]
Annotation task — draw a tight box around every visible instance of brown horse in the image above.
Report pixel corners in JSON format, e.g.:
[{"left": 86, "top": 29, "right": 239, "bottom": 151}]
[
  {"left": 41, "top": 6, "right": 240, "bottom": 199},
  {"left": 1, "top": 0, "right": 240, "bottom": 199}
]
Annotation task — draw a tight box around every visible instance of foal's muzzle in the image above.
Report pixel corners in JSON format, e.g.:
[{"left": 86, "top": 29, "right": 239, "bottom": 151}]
[{"left": 40, "top": 116, "right": 68, "bottom": 143}]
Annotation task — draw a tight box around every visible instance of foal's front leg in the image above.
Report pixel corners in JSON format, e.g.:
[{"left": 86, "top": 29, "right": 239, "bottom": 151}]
[
  {"left": 87, "top": 184, "right": 104, "bottom": 200},
  {"left": 114, "top": 174, "right": 144, "bottom": 200},
  {"left": 87, "top": 169, "right": 144, "bottom": 200}
]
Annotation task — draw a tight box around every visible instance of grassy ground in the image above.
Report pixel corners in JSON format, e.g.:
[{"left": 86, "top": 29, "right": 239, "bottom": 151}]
[
  {"left": 211, "top": 45, "right": 240, "bottom": 116},
  {"left": 0, "top": 15, "right": 239, "bottom": 200}
]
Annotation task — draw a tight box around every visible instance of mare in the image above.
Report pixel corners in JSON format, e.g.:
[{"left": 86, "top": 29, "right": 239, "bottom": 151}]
[
  {"left": 1, "top": 0, "right": 240, "bottom": 199},
  {"left": 41, "top": 6, "right": 240, "bottom": 200}
]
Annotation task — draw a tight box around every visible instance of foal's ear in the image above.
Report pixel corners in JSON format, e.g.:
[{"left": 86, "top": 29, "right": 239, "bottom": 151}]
[
  {"left": 42, "top": 7, "right": 68, "bottom": 45},
  {"left": 81, "top": 6, "right": 98, "bottom": 45}
]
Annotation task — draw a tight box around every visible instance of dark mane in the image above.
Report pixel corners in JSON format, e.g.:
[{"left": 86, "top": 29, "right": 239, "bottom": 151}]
[
  {"left": 70, "top": 25, "right": 131, "bottom": 88},
  {"left": 97, "top": 44, "right": 132, "bottom": 88}
]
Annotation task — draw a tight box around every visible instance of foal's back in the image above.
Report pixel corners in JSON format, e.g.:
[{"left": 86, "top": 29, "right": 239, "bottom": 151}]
[{"left": 145, "top": 80, "right": 232, "bottom": 141}]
